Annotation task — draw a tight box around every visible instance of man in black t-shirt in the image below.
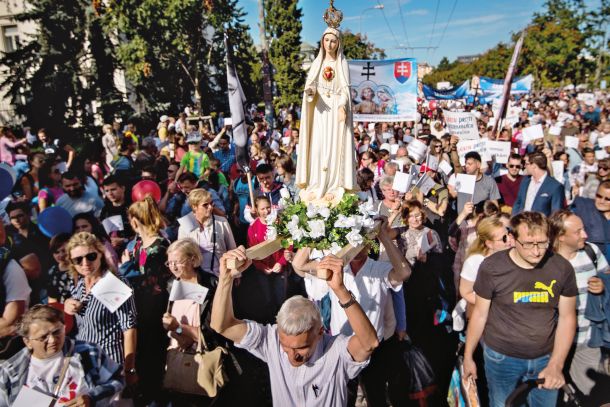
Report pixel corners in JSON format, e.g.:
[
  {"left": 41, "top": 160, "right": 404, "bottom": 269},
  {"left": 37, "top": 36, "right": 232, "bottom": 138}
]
[
  {"left": 463, "top": 211, "right": 577, "bottom": 407},
  {"left": 100, "top": 175, "right": 134, "bottom": 254}
]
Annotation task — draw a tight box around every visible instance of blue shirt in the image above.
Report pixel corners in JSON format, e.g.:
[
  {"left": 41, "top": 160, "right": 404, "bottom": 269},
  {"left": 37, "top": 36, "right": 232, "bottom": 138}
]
[{"left": 214, "top": 145, "right": 235, "bottom": 173}]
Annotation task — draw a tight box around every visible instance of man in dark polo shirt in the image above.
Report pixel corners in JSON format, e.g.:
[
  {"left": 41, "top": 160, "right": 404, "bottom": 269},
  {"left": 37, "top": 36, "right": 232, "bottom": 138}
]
[
  {"left": 495, "top": 153, "right": 524, "bottom": 212},
  {"left": 463, "top": 211, "right": 577, "bottom": 407}
]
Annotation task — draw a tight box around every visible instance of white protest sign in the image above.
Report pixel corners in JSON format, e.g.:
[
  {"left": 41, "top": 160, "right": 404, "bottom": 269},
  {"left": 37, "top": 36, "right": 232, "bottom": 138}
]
[
  {"left": 521, "top": 124, "right": 544, "bottom": 143},
  {"left": 391, "top": 160, "right": 404, "bottom": 172},
  {"left": 438, "top": 160, "right": 453, "bottom": 176},
  {"left": 358, "top": 144, "right": 369, "bottom": 154},
  {"left": 13, "top": 386, "right": 55, "bottom": 407},
  {"left": 418, "top": 174, "right": 437, "bottom": 196},
  {"left": 390, "top": 144, "right": 400, "bottom": 155},
  {"left": 551, "top": 160, "right": 565, "bottom": 183},
  {"left": 392, "top": 171, "right": 411, "bottom": 193},
  {"left": 169, "top": 280, "right": 209, "bottom": 304},
  {"left": 443, "top": 110, "right": 479, "bottom": 140},
  {"left": 382, "top": 132, "right": 393, "bottom": 140},
  {"left": 102, "top": 215, "right": 123, "bottom": 235},
  {"left": 455, "top": 174, "right": 477, "bottom": 195},
  {"left": 281, "top": 136, "right": 291, "bottom": 146},
  {"left": 403, "top": 135, "right": 414, "bottom": 143},
  {"left": 485, "top": 140, "right": 512, "bottom": 164},
  {"left": 557, "top": 112, "right": 574, "bottom": 123},
  {"left": 596, "top": 149, "right": 609, "bottom": 159},
  {"left": 577, "top": 93, "right": 597, "bottom": 106},
  {"left": 599, "top": 135, "right": 610, "bottom": 148},
  {"left": 549, "top": 125, "right": 562, "bottom": 136},
  {"left": 91, "top": 272, "right": 133, "bottom": 313},
  {"left": 565, "top": 136, "right": 580, "bottom": 150},
  {"left": 224, "top": 117, "right": 232, "bottom": 126},
  {"left": 457, "top": 139, "right": 487, "bottom": 165},
  {"left": 419, "top": 231, "right": 432, "bottom": 254},
  {"left": 590, "top": 132, "right": 599, "bottom": 147},
  {"left": 407, "top": 139, "right": 428, "bottom": 162},
  {"left": 427, "top": 154, "right": 439, "bottom": 171}
]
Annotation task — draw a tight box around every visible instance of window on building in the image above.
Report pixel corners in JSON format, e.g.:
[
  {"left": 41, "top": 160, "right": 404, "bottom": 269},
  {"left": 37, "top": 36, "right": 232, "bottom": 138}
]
[{"left": 2, "top": 26, "right": 20, "bottom": 53}]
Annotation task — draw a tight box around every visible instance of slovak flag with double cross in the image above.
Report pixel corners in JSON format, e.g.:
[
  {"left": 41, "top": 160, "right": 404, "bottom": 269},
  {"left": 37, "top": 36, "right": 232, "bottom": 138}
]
[{"left": 394, "top": 61, "right": 412, "bottom": 84}]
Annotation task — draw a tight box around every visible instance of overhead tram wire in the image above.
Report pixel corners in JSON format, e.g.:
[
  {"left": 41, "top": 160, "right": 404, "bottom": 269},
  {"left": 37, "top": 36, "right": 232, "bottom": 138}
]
[
  {"left": 432, "top": 0, "right": 458, "bottom": 59},
  {"left": 396, "top": 0, "right": 411, "bottom": 49},
  {"left": 377, "top": 0, "right": 401, "bottom": 49},
  {"left": 427, "top": 0, "right": 441, "bottom": 53}
]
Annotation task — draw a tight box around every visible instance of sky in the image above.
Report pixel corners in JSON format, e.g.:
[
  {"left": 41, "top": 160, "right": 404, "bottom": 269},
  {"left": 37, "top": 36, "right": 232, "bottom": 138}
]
[{"left": 238, "top": 0, "right": 600, "bottom": 67}]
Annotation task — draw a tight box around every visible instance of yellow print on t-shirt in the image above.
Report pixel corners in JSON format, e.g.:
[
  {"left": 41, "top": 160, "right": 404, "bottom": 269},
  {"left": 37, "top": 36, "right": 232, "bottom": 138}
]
[{"left": 513, "top": 280, "right": 556, "bottom": 303}]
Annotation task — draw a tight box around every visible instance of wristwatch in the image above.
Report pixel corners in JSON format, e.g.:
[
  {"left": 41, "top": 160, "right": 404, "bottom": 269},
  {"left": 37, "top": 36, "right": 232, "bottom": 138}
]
[
  {"left": 339, "top": 291, "right": 357, "bottom": 309},
  {"left": 126, "top": 368, "right": 137, "bottom": 375},
  {"left": 175, "top": 324, "right": 183, "bottom": 335}
]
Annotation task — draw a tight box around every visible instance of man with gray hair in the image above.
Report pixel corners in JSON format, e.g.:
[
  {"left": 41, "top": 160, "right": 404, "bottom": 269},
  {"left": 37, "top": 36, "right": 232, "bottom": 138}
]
[{"left": 211, "top": 247, "right": 379, "bottom": 406}]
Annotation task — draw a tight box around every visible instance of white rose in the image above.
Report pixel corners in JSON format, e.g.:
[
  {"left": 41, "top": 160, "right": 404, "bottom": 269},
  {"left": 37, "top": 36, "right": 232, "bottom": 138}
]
[
  {"left": 318, "top": 206, "right": 331, "bottom": 219},
  {"left": 266, "top": 225, "right": 277, "bottom": 240},
  {"left": 306, "top": 203, "right": 319, "bottom": 219},
  {"left": 359, "top": 199, "right": 377, "bottom": 216},
  {"left": 329, "top": 242, "right": 342, "bottom": 255},
  {"left": 266, "top": 212, "right": 277, "bottom": 225},
  {"left": 291, "top": 227, "right": 307, "bottom": 242},
  {"left": 287, "top": 214, "right": 300, "bottom": 231},
  {"left": 346, "top": 229, "right": 364, "bottom": 247},
  {"left": 334, "top": 214, "right": 353, "bottom": 228},
  {"left": 361, "top": 216, "right": 375, "bottom": 229},
  {"left": 307, "top": 219, "right": 326, "bottom": 239}
]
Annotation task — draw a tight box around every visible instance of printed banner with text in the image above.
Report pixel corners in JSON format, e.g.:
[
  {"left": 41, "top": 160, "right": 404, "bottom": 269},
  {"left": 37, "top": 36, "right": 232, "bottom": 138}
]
[{"left": 349, "top": 58, "right": 418, "bottom": 122}]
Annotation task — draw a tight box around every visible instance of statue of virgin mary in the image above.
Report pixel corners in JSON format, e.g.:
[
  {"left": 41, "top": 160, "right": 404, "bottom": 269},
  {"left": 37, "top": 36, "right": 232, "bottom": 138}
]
[{"left": 295, "top": 6, "right": 357, "bottom": 205}]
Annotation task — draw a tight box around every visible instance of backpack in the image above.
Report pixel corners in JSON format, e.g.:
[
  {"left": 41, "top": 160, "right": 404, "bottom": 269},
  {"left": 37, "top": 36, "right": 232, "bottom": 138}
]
[{"left": 583, "top": 243, "right": 598, "bottom": 270}]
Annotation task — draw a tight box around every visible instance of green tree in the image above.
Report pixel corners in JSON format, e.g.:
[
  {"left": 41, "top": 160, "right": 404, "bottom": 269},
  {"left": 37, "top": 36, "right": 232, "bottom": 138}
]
[
  {"left": 0, "top": 0, "right": 130, "bottom": 140},
  {"left": 265, "top": 0, "right": 304, "bottom": 107},
  {"left": 339, "top": 30, "right": 386, "bottom": 60},
  {"left": 437, "top": 56, "right": 451, "bottom": 71},
  {"left": 105, "top": 0, "right": 259, "bottom": 117}
]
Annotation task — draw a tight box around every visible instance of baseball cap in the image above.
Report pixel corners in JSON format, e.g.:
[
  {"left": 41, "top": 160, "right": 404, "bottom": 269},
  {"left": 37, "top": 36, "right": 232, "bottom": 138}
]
[
  {"left": 160, "top": 115, "right": 169, "bottom": 122},
  {"left": 186, "top": 132, "right": 202, "bottom": 144}
]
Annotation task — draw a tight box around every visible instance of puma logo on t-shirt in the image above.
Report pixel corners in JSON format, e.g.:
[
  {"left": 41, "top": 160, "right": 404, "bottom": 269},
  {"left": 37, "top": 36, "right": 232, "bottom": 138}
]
[{"left": 513, "top": 279, "right": 557, "bottom": 303}]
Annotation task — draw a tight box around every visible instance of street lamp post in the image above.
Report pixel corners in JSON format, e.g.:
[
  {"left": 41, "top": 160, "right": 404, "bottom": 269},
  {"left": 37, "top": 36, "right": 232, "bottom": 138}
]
[{"left": 359, "top": 4, "right": 384, "bottom": 36}]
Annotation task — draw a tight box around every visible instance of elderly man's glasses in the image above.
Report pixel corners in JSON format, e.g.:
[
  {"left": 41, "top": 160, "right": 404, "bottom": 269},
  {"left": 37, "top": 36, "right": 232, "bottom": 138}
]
[
  {"left": 29, "top": 327, "right": 64, "bottom": 342},
  {"left": 71, "top": 252, "right": 99, "bottom": 265}
]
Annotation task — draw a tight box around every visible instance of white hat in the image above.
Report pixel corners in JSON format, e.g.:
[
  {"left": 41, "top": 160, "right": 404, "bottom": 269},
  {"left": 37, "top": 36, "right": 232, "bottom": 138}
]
[{"left": 160, "top": 115, "right": 169, "bottom": 122}]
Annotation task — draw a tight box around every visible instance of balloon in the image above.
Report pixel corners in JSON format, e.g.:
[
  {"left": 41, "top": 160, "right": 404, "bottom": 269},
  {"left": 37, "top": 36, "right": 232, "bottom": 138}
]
[
  {"left": 0, "top": 167, "right": 14, "bottom": 201},
  {"left": 132, "top": 180, "right": 162, "bottom": 203},
  {"left": 0, "top": 163, "right": 16, "bottom": 185},
  {"left": 38, "top": 206, "right": 73, "bottom": 238}
]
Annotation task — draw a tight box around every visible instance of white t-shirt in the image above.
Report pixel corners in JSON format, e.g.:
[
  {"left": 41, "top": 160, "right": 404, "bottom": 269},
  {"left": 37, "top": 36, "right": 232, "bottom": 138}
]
[
  {"left": 329, "top": 258, "right": 400, "bottom": 340},
  {"left": 3, "top": 259, "right": 31, "bottom": 306},
  {"left": 26, "top": 352, "right": 90, "bottom": 402},
  {"left": 460, "top": 254, "right": 486, "bottom": 282}
]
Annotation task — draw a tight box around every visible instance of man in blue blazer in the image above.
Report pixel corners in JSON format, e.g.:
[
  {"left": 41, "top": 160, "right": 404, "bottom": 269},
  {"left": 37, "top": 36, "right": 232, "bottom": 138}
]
[{"left": 512, "top": 151, "right": 565, "bottom": 216}]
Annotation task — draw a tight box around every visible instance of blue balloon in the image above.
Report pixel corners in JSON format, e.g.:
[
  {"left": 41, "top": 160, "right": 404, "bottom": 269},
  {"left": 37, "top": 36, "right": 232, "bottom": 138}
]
[
  {"left": 38, "top": 206, "right": 73, "bottom": 238},
  {"left": 0, "top": 167, "right": 14, "bottom": 201}
]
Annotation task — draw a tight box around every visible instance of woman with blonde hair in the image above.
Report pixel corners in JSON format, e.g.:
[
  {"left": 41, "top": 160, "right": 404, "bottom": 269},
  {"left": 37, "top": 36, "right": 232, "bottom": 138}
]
[
  {"left": 64, "top": 232, "right": 137, "bottom": 371},
  {"left": 161, "top": 238, "right": 225, "bottom": 404},
  {"left": 124, "top": 195, "right": 170, "bottom": 404},
  {"left": 459, "top": 216, "right": 513, "bottom": 306}
]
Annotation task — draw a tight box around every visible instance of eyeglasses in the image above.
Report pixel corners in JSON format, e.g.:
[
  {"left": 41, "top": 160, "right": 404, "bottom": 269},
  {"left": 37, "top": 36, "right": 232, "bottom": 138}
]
[
  {"left": 408, "top": 213, "right": 423, "bottom": 220},
  {"left": 596, "top": 194, "right": 610, "bottom": 202},
  {"left": 508, "top": 164, "right": 522, "bottom": 169},
  {"left": 199, "top": 202, "right": 212, "bottom": 208},
  {"left": 165, "top": 259, "right": 191, "bottom": 268},
  {"left": 434, "top": 146, "right": 442, "bottom": 149},
  {"left": 516, "top": 239, "right": 549, "bottom": 250},
  {"left": 71, "top": 252, "right": 99, "bottom": 265},
  {"left": 29, "top": 326, "right": 64, "bottom": 342},
  {"left": 599, "top": 166, "right": 609, "bottom": 171}
]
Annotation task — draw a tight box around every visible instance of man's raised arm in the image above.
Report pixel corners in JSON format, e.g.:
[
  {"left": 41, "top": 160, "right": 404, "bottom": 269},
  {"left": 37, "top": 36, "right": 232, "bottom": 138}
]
[
  {"left": 210, "top": 247, "right": 251, "bottom": 343},
  {"left": 318, "top": 256, "right": 379, "bottom": 362}
]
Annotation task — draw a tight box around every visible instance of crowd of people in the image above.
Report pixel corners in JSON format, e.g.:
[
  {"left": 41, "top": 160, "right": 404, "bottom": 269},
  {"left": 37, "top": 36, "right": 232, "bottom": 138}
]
[{"left": 0, "top": 89, "right": 608, "bottom": 407}]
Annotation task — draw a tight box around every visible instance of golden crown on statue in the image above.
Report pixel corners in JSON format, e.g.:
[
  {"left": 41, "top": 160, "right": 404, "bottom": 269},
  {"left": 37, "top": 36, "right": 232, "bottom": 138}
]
[{"left": 323, "top": 0, "right": 343, "bottom": 29}]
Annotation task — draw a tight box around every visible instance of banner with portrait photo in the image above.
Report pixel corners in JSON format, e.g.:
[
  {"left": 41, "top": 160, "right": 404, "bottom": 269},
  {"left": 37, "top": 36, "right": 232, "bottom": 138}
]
[{"left": 349, "top": 58, "right": 417, "bottom": 122}]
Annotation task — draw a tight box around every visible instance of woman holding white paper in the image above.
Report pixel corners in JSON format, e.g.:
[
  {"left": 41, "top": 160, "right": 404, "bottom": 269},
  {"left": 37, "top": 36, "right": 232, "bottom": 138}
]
[
  {"left": 64, "top": 232, "right": 137, "bottom": 379},
  {"left": 161, "top": 238, "right": 225, "bottom": 404}
]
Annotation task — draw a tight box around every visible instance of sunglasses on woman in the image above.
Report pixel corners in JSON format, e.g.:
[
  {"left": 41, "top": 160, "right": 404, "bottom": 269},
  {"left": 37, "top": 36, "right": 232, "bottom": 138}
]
[{"left": 71, "top": 252, "right": 99, "bottom": 265}]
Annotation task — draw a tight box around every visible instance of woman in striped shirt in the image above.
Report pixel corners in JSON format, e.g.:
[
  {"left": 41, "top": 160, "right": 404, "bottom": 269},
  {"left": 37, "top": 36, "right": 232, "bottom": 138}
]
[{"left": 64, "top": 232, "right": 137, "bottom": 383}]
